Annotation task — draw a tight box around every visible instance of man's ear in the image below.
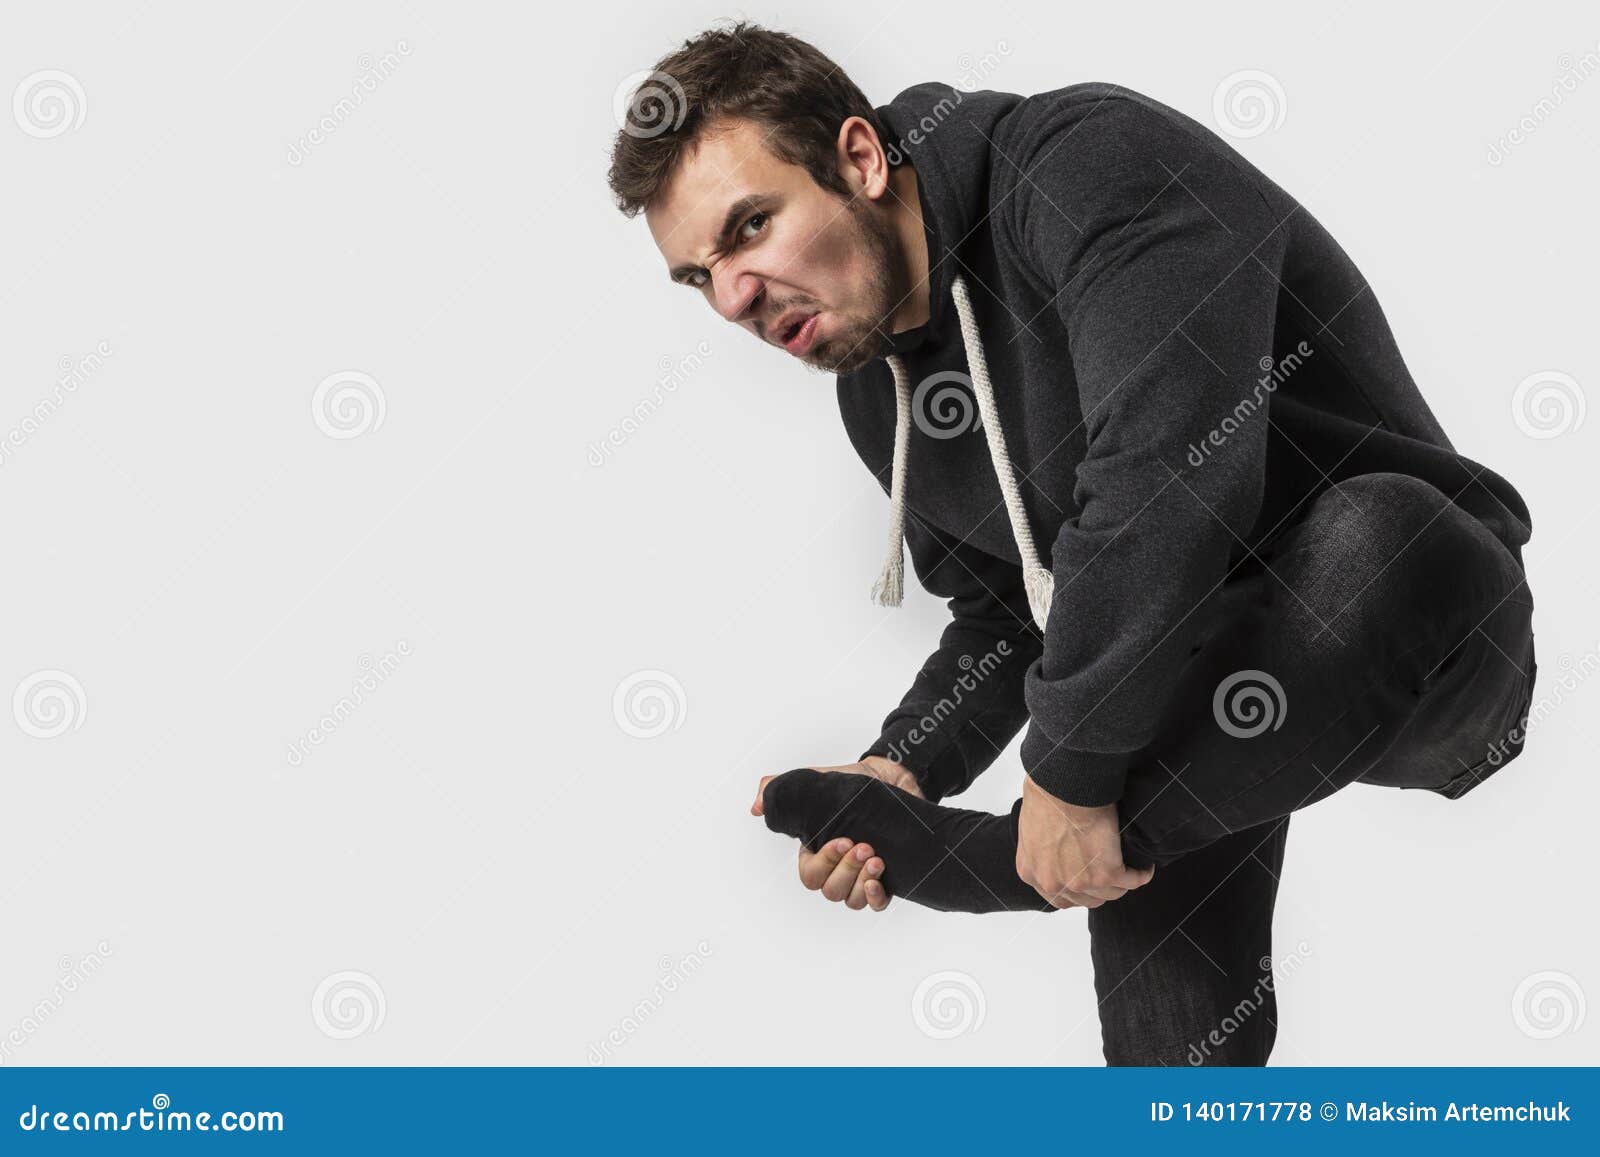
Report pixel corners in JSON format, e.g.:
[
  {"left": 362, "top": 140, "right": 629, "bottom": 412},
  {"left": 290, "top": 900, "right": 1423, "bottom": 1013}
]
[{"left": 835, "top": 116, "right": 891, "bottom": 201}]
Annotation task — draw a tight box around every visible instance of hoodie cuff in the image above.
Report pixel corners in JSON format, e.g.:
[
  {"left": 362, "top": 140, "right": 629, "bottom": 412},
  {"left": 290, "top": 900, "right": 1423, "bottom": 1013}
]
[{"left": 1019, "top": 731, "right": 1132, "bottom": 807}]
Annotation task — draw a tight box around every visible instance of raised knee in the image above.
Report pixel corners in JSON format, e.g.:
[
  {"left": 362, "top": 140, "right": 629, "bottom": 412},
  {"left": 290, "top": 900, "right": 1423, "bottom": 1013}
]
[
  {"left": 1317, "top": 473, "right": 1495, "bottom": 575},
  {"left": 1275, "top": 474, "right": 1484, "bottom": 645},
  {"left": 1334, "top": 473, "right": 1451, "bottom": 532}
]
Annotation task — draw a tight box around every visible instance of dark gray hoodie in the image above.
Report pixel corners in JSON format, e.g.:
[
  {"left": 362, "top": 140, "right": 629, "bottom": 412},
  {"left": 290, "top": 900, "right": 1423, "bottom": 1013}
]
[{"left": 842, "top": 81, "right": 1531, "bottom": 807}]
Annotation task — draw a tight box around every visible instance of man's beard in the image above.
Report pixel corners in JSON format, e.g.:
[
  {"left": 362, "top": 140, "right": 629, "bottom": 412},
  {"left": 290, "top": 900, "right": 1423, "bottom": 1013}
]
[{"left": 798, "top": 199, "right": 906, "bottom": 375}]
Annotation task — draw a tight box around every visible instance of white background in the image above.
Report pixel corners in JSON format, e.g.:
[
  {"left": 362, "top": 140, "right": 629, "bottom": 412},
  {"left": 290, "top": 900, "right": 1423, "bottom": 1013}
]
[{"left": 2, "top": 0, "right": 1595, "bottom": 1066}]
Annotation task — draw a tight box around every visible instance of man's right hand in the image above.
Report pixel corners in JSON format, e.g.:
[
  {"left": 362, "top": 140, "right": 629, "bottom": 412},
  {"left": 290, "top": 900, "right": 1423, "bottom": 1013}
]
[{"left": 750, "top": 756, "right": 922, "bottom": 912}]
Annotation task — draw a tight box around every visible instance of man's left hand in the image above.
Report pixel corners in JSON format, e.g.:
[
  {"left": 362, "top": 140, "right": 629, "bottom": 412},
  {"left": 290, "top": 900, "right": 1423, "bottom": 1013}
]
[{"left": 1016, "top": 774, "right": 1154, "bottom": 909}]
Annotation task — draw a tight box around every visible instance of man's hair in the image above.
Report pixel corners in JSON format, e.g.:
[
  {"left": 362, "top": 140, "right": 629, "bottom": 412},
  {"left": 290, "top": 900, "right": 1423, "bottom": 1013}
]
[{"left": 607, "top": 21, "right": 887, "bottom": 218}]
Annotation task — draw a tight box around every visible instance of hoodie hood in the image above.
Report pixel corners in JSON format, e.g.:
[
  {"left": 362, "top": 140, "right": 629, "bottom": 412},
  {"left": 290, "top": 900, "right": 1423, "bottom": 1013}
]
[
  {"left": 874, "top": 84, "right": 1023, "bottom": 351},
  {"left": 866, "top": 85, "right": 1057, "bottom": 626}
]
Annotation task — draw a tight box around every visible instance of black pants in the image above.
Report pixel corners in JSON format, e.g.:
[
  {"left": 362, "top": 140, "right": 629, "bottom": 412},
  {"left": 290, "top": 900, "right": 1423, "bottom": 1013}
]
[{"left": 1091, "top": 472, "right": 1537, "bottom": 1065}]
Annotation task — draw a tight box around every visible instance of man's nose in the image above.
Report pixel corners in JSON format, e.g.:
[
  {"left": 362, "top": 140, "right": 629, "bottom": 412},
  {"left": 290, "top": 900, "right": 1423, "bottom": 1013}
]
[{"left": 710, "top": 266, "right": 762, "bottom": 326}]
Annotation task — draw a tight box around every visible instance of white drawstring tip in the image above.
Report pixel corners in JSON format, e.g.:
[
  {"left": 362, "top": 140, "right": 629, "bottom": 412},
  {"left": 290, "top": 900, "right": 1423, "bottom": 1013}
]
[
  {"left": 871, "top": 544, "right": 905, "bottom": 607},
  {"left": 1023, "top": 563, "right": 1054, "bottom": 629}
]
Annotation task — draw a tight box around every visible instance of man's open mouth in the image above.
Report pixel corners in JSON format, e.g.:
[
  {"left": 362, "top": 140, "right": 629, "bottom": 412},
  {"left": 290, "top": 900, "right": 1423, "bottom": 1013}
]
[{"left": 779, "top": 313, "right": 820, "bottom": 357}]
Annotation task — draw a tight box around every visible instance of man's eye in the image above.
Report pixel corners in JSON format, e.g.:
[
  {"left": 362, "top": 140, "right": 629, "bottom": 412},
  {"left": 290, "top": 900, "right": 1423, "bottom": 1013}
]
[
  {"left": 679, "top": 214, "right": 766, "bottom": 288},
  {"left": 738, "top": 212, "right": 768, "bottom": 241}
]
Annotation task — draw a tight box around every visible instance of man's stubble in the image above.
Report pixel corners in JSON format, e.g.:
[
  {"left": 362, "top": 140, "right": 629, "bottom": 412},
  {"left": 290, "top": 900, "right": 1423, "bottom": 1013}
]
[{"left": 798, "top": 195, "right": 909, "bottom": 376}]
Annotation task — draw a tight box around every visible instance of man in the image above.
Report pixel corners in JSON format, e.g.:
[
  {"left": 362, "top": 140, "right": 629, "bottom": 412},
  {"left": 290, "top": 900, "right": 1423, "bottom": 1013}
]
[{"left": 608, "top": 23, "right": 1537, "bottom": 1064}]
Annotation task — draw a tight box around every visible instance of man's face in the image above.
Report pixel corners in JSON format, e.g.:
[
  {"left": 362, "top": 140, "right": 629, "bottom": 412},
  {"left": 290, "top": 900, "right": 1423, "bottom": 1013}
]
[{"left": 646, "top": 117, "right": 903, "bottom": 375}]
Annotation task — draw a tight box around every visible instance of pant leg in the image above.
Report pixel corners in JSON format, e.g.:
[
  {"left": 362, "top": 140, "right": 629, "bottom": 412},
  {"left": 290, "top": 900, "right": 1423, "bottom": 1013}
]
[
  {"left": 1115, "top": 472, "right": 1536, "bottom": 869},
  {"left": 1089, "top": 814, "right": 1290, "bottom": 1065}
]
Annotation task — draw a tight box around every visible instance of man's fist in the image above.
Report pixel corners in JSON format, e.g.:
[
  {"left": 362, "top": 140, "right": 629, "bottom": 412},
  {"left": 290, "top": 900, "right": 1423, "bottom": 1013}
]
[
  {"left": 751, "top": 756, "right": 922, "bottom": 912},
  {"left": 1015, "top": 774, "right": 1154, "bottom": 909}
]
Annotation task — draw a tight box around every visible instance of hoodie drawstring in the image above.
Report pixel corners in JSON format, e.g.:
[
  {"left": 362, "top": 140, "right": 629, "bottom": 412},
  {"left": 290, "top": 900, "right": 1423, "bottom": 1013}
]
[
  {"left": 868, "top": 353, "right": 913, "bottom": 610},
  {"left": 871, "top": 272, "right": 1057, "bottom": 630}
]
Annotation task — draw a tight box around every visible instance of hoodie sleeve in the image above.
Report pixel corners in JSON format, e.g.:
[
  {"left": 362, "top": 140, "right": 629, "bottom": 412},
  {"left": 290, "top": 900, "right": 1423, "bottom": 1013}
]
[
  {"left": 860, "top": 512, "right": 1044, "bottom": 804},
  {"left": 1004, "top": 96, "right": 1287, "bottom": 806}
]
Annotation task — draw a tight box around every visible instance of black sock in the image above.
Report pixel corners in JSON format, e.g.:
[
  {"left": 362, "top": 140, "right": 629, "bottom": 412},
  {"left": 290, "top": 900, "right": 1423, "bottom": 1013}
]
[{"left": 761, "top": 769, "right": 1055, "bottom": 913}]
